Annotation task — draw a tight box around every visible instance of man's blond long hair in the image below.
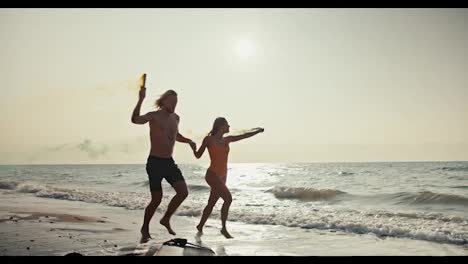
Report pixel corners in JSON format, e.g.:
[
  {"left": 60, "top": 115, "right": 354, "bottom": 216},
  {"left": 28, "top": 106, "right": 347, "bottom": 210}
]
[{"left": 155, "top": 90, "right": 177, "bottom": 109}]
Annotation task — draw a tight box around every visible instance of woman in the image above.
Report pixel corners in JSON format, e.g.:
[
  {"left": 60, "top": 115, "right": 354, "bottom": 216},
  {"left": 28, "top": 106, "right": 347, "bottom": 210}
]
[{"left": 193, "top": 117, "right": 264, "bottom": 238}]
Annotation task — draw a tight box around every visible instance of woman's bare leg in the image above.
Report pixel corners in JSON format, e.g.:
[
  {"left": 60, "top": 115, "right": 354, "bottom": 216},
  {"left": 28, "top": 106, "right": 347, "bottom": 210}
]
[{"left": 197, "top": 188, "right": 220, "bottom": 233}]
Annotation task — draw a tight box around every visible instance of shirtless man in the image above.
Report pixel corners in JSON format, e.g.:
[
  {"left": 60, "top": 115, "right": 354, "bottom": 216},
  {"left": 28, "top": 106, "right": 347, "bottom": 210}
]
[{"left": 131, "top": 86, "right": 196, "bottom": 243}]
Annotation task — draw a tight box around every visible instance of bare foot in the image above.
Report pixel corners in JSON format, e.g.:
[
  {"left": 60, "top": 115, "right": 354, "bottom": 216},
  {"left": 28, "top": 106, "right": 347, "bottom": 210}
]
[
  {"left": 140, "top": 228, "right": 152, "bottom": 243},
  {"left": 195, "top": 232, "right": 202, "bottom": 243},
  {"left": 221, "top": 228, "right": 233, "bottom": 239},
  {"left": 160, "top": 218, "right": 176, "bottom": 235}
]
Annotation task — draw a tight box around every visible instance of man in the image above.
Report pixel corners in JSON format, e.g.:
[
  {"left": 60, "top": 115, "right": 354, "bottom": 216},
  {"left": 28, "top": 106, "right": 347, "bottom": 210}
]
[{"left": 131, "top": 84, "right": 196, "bottom": 243}]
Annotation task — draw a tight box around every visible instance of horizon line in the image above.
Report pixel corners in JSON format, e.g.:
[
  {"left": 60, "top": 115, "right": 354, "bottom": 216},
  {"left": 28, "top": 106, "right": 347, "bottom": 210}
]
[{"left": 1, "top": 160, "right": 467, "bottom": 166}]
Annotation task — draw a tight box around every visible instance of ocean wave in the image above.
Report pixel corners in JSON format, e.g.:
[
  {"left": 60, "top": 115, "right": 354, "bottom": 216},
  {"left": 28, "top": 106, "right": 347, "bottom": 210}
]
[
  {"left": 246, "top": 203, "right": 265, "bottom": 207},
  {"left": 265, "top": 185, "right": 468, "bottom": 208},
  {"left": 221, "top": 210, "right": 468, "bottom": 246},
  {"left": 363, "top": 211, "right": 466, "bottom": 223},
  {"left": 176, "top": 208, "right": 202, "bottom": 217},
  {"left": 188, "top": 184, "right": 210, "bottom": 191},
  {"left": 0, "top": 180, "right": 209, "bottom": 211},
  {"left": 140, "top": 181, "right": 149, "bottom": 186},
  {"left": 390, "top": 191, "right": 468, "bottom": 207},
  {"left": 267, "top": 186, "right": 347, "bottom": 201},
  {"left": 17, "top": 182, "right": 45, "bottom": 193},
  {"left": 439, "top": 166, "right": 468, "bottom": 172},
  {"left": 0, "top": 181, "right": 18, "bottom": 190},
  {"left": 452, "top": 185, "right": 468, "bottom": 189},
  {"left": 0, "top": 180, "right": 149, "bottom": 210},
  {"left": 138, "top": 180, "right": 210, "bottom": 191}
]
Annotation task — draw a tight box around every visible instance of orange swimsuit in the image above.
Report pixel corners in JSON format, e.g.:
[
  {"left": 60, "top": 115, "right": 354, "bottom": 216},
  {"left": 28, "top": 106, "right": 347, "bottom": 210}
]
[{"left": 207, "top": 142, "right": 230, "bottom": 177}]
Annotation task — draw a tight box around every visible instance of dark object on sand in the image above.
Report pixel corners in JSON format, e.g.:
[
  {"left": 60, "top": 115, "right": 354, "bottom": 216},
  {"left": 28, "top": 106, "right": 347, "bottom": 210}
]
[
  {"left": 65, "top": 252, "right": 83, "bottom": 256},
  {"left": 152, "top": 238, "right": 216, "bottom": 256},
  {"left": 121, "top": 238, "right": 216, "bottom": 256},
  {"left": 26, "top": 247, "right": 30, "bottom": 250},
  {"left": 163, "top": 238, "right": 215, "bottom": 254}
]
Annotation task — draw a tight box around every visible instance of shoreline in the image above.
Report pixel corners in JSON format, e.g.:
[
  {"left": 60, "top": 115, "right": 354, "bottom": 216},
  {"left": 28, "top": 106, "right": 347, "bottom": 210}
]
[{"left": 1, "top": 192, "right": 467, "bottom": 256}]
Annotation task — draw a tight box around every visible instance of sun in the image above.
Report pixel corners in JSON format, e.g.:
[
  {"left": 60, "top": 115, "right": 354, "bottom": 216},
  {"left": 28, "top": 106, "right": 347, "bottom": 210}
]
[{"left": 236, "top": 39, "right": 255, "bottom": 58}]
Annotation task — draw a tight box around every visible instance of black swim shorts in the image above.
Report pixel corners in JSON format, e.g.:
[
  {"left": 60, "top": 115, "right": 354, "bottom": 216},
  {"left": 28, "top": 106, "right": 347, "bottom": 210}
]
[{"left": 146, "top": 156, "right": 185, "bottom": 192}]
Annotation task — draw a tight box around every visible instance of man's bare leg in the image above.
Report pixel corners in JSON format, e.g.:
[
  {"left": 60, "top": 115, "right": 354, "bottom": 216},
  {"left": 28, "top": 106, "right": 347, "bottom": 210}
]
[
  {"left": 160, "top": 181, "right": 188, "bottom": 235},
  {"left": 141, "top": 191, "right": 162, "bottom": 243}
]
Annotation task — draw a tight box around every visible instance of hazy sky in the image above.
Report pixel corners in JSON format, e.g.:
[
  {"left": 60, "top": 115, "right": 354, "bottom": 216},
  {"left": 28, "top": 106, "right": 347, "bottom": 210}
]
[{"left": 1, "top": 8, "right": 467, "bottom": 164}]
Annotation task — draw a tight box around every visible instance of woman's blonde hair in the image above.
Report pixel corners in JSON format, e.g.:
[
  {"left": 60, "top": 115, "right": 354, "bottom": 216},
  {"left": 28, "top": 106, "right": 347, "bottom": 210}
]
[
  {"left": 208, "top": 117, "right": 227, "bottom": 136},
  {"left": 155, "top": 90, "right": 177, "bottom": 109}
]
